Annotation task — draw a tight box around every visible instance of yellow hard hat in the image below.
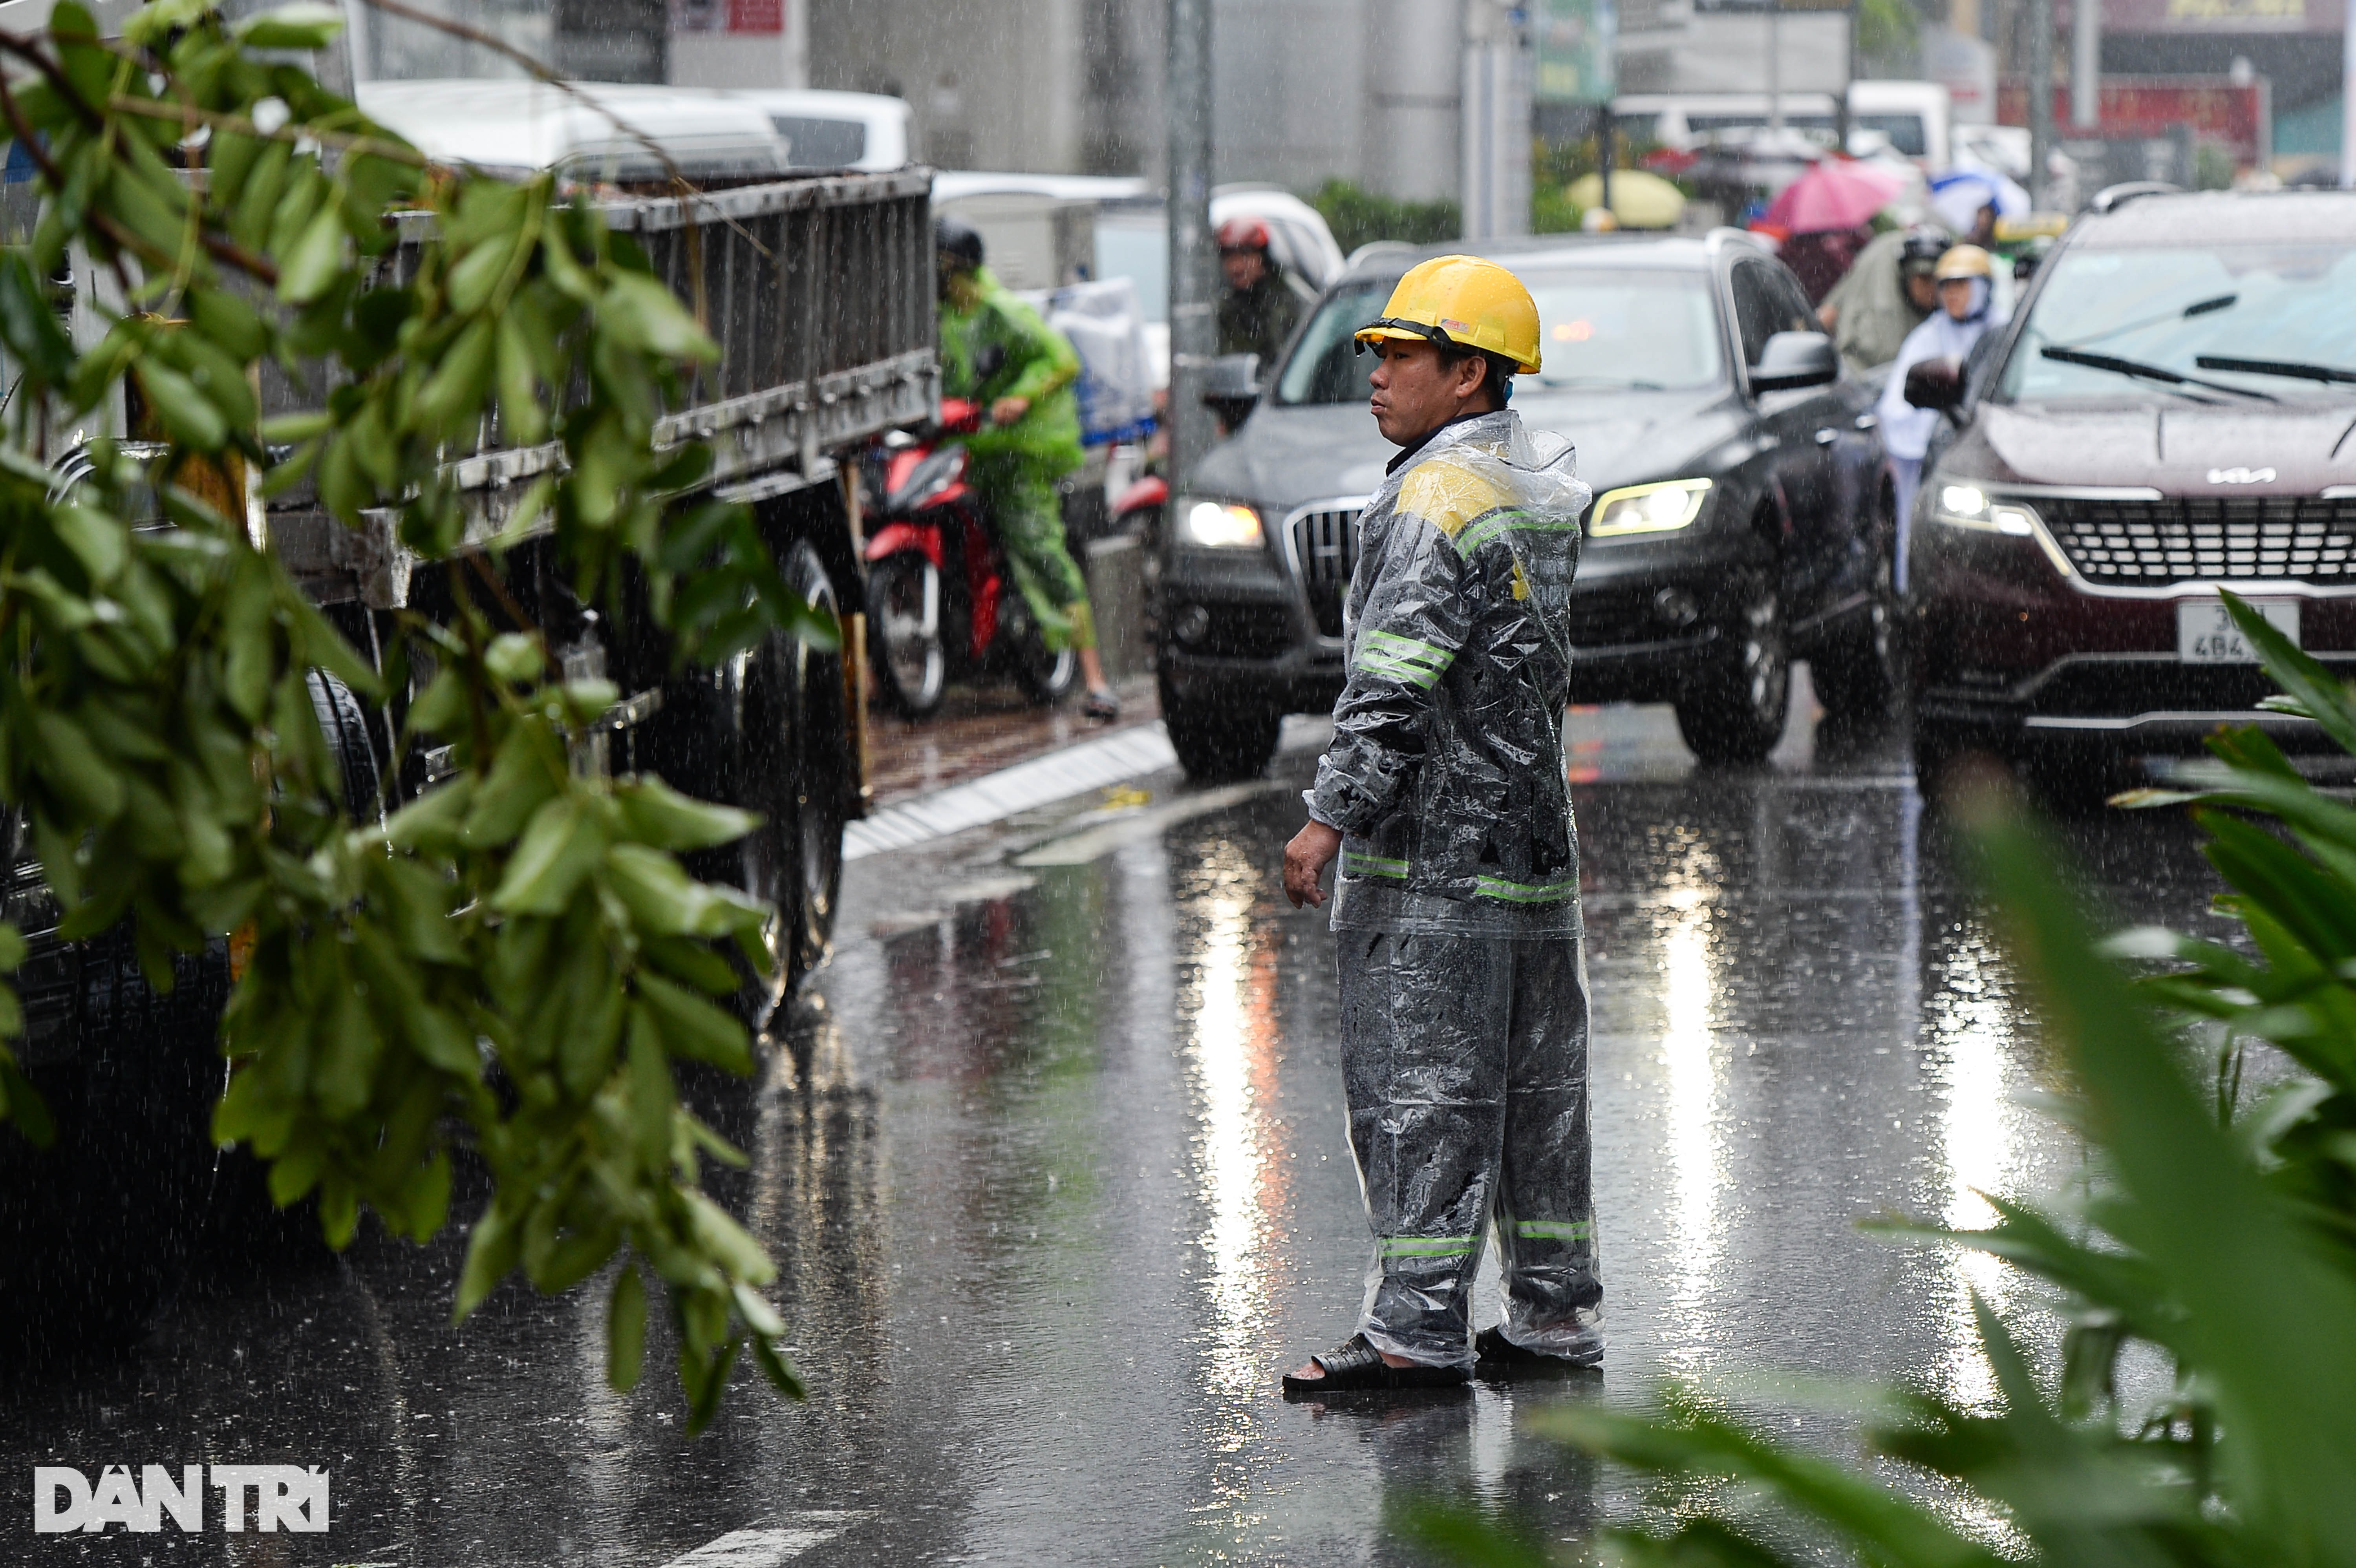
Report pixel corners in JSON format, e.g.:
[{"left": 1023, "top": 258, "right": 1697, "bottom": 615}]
[
  {"left": 1934, "top": 244, "right": 1993, "bottom": 282},
  {"left": 1353, "top": 254, "right": 1542, "bottom": 375}
]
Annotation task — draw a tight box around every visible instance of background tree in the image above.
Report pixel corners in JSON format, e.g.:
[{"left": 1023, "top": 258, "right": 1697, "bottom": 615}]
[
  {"left": 1304, "top": 177, "right": 1463, "bottom": 256},
  {"left": 0, "top": 0, "right": 834, "bottom": 1427}
]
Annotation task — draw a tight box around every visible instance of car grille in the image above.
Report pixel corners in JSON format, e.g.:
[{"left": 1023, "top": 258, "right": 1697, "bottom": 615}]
[
  {"left": 1288, "top": 505, "right": 1362, "bottom": 637},
  {"left": 1564, "top": 583, "right": 1672, "bottom": 647},
  {"left": 1194, "top": 602, "right": 1297, "bottom": 659},
  {"left": 2039, "top": 495, "right": 2356, "bottom": 586}
]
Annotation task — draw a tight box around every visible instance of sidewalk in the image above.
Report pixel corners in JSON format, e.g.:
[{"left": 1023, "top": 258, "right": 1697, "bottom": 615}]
[
  {"left": 863, "top": 673, "right": 1162, "bottom": 811},
  {"left": 849, "top": 674, "right": 1333, "bottom": 863}
]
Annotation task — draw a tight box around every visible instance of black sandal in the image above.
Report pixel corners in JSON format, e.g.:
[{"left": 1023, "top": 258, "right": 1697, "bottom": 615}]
[
  {"left": 1082, "top": 687, "right": 1120, "bottom": 722},
  {"left": 1280, "top": 1333, "right": 1470, "bottom": 1396},
  {"left": 1474, "top": 1324, "right": 1602, "bottom": 1370}
]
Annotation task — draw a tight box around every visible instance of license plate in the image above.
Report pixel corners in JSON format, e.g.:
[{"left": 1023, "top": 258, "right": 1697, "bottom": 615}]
[{"left": 2177, "top": 598, "right": 2299, "bottom": 663}]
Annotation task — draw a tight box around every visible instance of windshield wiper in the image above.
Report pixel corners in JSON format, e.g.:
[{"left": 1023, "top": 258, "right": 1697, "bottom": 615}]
[
  {"left": 2196, "top": 354, "right": 2356, "bottom": 386},
  {"left": 2040, "top": 344, "right": 2277, "bottom": 402},
  {"left": 2061, "top": 293, "right": 2239, "bottom": 349}
]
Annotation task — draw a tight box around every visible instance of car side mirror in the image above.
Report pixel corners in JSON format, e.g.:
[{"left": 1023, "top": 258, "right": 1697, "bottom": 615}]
[
  {"left": 1903, "top": 355, "right": 1965, "bottom": 413},
  {"left": 1201, "top": 351, "right": 1262, "bottom": 430},
  {"left": 1750, "top": 331, "right": 1839, "bottom": 392}
]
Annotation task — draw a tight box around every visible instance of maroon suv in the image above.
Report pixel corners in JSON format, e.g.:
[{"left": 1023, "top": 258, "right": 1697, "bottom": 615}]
[{"left": 1908, "top": 189, "right": 2356, "bottom": 789}]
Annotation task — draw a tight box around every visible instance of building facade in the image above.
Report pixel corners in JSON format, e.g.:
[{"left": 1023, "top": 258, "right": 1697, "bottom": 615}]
[{"left": 805, "top": 0, "right": 1474, "bottom": 204}]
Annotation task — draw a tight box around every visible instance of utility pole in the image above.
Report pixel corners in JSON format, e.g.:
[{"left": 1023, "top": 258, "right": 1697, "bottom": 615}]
[
  {"left": 2341, "top": 0, "right": 2355, "bottom": 188},
  {"left": 1166, "top": 0, "right": 1216, "bottom": 495},
  {"left": 2028, "top": 0, "right": 2056, "bottom": 207},
  {"left": 2071, "top": 0, "right": 2100, "bottom": 133},
  {"left": 1837, "top": 0, "right": 1853, "bottom": 153},
  {"left": 1462, "top": 0, "right": 1534, "bottom": 239},
  {"left": 1598, "top": 102, "right": 1614, "bottom": 218}
]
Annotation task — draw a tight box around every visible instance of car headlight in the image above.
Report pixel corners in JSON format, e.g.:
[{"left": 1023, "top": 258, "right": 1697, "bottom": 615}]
[
  {"left": 1932, "top": 484, "right": 2036, "bottom": 537},
  {"left": 1179, "top": 497, "right": 1264, "bottom": 549},
  {"left": 1590, "top": 478, "right": 1712, "bottom": 537}
]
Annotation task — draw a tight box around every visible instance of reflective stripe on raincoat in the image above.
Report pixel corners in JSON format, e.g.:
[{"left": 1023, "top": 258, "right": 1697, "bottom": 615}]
[{"left": 1308, "top": 409, "right": 1593, "bottom": 936}]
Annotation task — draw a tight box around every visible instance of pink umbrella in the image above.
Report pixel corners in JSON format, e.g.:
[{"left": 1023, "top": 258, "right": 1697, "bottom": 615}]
[{"left": 1762, "top": 159, "right": 1908, "bottom": 236}]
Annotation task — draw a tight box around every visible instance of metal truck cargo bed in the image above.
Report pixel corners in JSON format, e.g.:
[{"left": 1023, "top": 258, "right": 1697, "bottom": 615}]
[{"left": 269, "top": 167, "right": 938, "bottom": 607}]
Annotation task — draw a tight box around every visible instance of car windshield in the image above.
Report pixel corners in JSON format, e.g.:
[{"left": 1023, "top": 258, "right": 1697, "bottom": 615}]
[
  {"left": 1272, "top": 268, "right": 1725, "bottom": 406},
  {"left": 1997, "top": 241, "right": 2356, "bottom": 404}
]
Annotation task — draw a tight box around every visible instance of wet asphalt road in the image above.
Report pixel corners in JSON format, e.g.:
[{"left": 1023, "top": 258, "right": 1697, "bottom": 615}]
[{"left": 1, "top": 687, "right": 2242, "bottom": 1566}]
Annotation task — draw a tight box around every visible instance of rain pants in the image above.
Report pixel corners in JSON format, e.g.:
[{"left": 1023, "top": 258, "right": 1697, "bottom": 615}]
[
  {"left": 1305, "top": 409, "right": 1603, "bottom": 1367},
  {"left": 940, "top": 267, "right": 1098, "bottom": 653},
  {"left": 1877, "top": 280, "right": 2006, "bottom": 590}
]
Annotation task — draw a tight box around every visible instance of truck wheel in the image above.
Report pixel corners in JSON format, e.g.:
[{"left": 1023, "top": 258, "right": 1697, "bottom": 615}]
[
  {"left": 1002, "top": 590, "right": 1079, "bottom": 706},
  {"left": 310, "top": 668, "right": 385, "bottom": 824},
  {"left": 0, "top": 937, "right": 228, "bottom": 1347},
  {"left": 1811, "top": 545, "right": 1904, "bottom": 727},
  {"left": 729, "top": 542, "right": 848, "bottom": 1016},
  {"left": 783, "top": 541, "right": 846, "bottom": 988},
  {"left": 865, "top": 550, "right": 945, "bottom": 717},
  {"left": 1674, "top": 567, "right": 1790, "bottom": 765},
  {"left": 1161, "top": 668, "right": 1280, "bottom": 782}
]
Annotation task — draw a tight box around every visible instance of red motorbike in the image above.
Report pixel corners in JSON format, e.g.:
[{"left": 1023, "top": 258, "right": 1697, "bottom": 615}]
[{"left": 861, "top": 398, "right": 1078, "bottom": 717}]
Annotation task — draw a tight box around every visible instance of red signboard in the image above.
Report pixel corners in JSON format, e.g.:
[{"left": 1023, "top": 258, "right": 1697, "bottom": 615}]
[
  {"left": 728, "top": 0, "right": 783, "bottom": 30},
  {"left": 1995, "top": 76, "right": 2266, "bottom": 159}
]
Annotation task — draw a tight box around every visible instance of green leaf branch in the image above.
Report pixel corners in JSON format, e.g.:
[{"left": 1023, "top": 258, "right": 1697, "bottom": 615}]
[{"left": 0, "top": 0, "right": 829, "bottom": 1426}]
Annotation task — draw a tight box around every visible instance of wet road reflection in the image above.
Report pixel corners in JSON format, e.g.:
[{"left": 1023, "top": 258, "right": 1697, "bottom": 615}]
[
  {"left": 0, "top": 694, "right": 2236, "bottom": 1566},
  {"left": 1178, "top": 839, "right": 1289, "bottom": 1400}
]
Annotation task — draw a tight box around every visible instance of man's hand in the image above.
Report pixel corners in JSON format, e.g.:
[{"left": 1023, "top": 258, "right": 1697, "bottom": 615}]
[
  {"left": 990, "top": 395, "right": 1031, "bottom": 427},
  {"left": 1284, "top": 819, "right": 1344, "bottom": 908}
]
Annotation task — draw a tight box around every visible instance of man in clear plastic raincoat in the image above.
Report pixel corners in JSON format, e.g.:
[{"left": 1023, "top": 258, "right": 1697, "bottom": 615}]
[{"left": 1279, "top": 256, "right": 1601, "bottom": 1393}]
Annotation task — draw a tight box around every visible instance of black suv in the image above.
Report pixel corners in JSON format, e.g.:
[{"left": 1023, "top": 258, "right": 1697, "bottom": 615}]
[
  {"left": 1158, "top": 232, "right": 1897, "bottom": 778},
  {"left": 1908, "top": 189, "right": 2356, "bottom": 787}
]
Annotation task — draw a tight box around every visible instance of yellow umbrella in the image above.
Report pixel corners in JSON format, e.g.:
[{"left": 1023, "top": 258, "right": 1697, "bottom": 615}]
[{"left": 1564, "top": 169, "right": 1685, "bottom": 230}]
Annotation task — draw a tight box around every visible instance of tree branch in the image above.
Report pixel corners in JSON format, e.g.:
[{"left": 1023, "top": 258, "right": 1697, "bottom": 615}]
[
  {"left": 107, "top": 93, "right": 429, "bottom": 170},
  {"left": 0, "top": 27, "right": 105, "bottom": 132}
]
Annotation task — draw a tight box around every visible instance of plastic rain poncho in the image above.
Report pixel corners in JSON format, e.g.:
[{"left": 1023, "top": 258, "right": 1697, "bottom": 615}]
[
  {"left": 1820, "top": 228, "right": 1933, "bottom": 375},
  {"left": 938, "top": 266, "right": 1096, "bottom": 649},
  {"left": 1308, "top": 409, "right": 1590, "bottom": 935},
  {"left": 1875, "top": 278, "right": 2002, "bottom": 466},
  {"left": 1306, "top": 408, "right": 1604, "bottom": 1367},
  {"left": 1876, "top": 278, "right": 2005, "bottom": 589},
  {"left": 938, "top": 265, "right": 1085, "bottom": 477}
]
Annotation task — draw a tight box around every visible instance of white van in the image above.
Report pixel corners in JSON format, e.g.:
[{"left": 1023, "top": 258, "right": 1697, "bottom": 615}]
[
  {"left": 724, "top": 90, "right": 913, "bottom": 172},
  {"left": 1847, "top": 80, "right": 1952, "bottom": 168},
  {"left": 357, "top": 80, "right": 789, "bottom": 184},
  {"left": 1617, "top": 81, "right": 1951, "bottom": 169}
]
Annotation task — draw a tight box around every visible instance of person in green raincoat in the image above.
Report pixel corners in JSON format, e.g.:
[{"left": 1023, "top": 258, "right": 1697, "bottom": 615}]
[{"left": 935, "top": 215, "right": 1120, "bottom": 719}]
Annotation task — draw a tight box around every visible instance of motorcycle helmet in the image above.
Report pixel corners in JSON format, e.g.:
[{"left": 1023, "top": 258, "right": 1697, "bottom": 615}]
[
  {"left": 1935, "top": 243, "right": 1995, "bottom": 281},
  {"left": 1899, "top": 225, "right": 1951, "bottom": 278},
  {"left": 1216, "top": 216, "right": 1271, "bottom": 253},
  {"left": 935, "top": 214, "right": 985, "bottom": 274}
]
